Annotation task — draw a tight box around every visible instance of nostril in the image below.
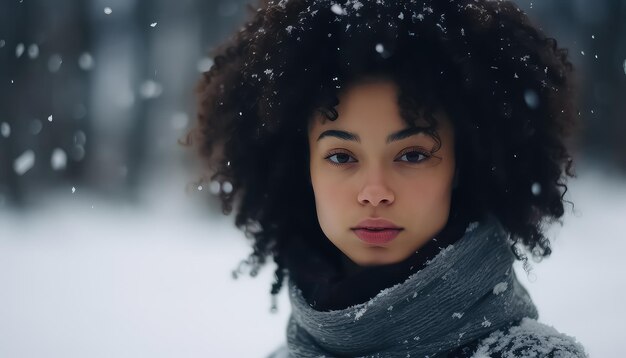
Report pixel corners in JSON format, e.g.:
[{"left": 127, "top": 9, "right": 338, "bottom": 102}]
[{"left": 357, "top": 188, "right": 394, "bottom": 206}]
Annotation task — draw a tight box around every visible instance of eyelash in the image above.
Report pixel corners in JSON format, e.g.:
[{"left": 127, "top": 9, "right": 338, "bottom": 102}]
[{"left": 324, "top": 147, "right": 431, "bottom": 167}]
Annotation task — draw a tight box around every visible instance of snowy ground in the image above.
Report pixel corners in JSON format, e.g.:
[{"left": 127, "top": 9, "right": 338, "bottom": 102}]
[{"left": 0, "top": 163, "right": 624, "bottom": 358}]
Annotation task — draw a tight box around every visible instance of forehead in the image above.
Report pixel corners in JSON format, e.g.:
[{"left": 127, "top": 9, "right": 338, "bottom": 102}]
[{"left": 308, "top": 79, "right": 446, "bottom": 135}]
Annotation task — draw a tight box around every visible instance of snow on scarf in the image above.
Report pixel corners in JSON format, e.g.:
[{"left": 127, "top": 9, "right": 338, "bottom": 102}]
[{"left": 283, "top": 214, "right": 539, "bottom": 357}]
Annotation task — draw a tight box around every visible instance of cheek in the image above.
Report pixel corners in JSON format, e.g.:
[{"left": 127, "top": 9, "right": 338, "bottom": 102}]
[
  {"left": 313, "top": 175, "right": 350, "bottom": 211},
  {"left": 311, "top": 172, "right": 353, "bottom": 232},
  {"left": 402, "top": 174, "right": 453, "bottom": 209}
]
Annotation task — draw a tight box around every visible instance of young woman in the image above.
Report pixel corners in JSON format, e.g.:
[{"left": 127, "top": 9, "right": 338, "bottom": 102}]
[{"left": 189, "top": 0, "right": 588, "bottom": 356}]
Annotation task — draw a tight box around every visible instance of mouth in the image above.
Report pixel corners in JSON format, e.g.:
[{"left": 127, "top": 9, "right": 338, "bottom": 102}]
[
  {"left": 352, "top": 228, "right": 403, "bottom": 244},
  {"left": 352, "top": 218, "right": 403, "bottom": 231},
  {"left": 357, "top": 227, "right": 401, "bottom": 231}
]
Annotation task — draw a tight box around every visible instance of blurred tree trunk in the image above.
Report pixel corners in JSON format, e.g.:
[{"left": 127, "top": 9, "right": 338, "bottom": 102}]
[
  {"left": 0, "top": 0, "right": 91, "bottom": 208},
  {"left": 124, "top": 0, "right": 153, "bottom": 202},
  {"left": 0, "top": 0, "right": 25, "bottom": 206},
  {"left": 603, "top": 1, "right": 626, "bottom": 171},
  {"left": 576, "top": 0, "right": 626, "bottom": 171}
]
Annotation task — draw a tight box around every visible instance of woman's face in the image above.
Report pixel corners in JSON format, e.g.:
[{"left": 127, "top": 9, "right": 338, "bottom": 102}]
[{"left": 307, "top": 79, "right": 457, "bottom": 266}]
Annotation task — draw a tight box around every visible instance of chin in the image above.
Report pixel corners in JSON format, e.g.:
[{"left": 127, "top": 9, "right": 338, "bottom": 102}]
[{"left": 351, "top": 250, "right": 403, "bottom": 267}]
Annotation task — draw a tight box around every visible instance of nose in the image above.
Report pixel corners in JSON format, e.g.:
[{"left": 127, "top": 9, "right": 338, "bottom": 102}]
[{"left": 357, "top": 170, "right": 395, "bottom": 207}]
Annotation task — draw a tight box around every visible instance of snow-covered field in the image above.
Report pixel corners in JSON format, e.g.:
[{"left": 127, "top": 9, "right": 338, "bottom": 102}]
[{"left": 0, "top": 164, "right": 624, "bottom": 357}]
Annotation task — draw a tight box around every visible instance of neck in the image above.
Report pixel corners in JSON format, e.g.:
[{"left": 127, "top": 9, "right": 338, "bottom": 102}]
[
  {"left": 285, "top": 213, "right": 539, "bottom": 357},
  {"left": 339, "top": 253, "right": 365, "bottom": 276}
]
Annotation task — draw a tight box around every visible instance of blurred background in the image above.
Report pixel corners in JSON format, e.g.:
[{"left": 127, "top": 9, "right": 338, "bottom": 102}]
[{"left": 0, "top": 0, "right": 624, "bottom": 357}]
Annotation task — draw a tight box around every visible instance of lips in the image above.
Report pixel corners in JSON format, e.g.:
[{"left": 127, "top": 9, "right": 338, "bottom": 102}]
[
  {"left": 351, "top": 218, "right": 403, "bottom": 245},
  {"left": 352, "top": 218, "right": 402, "bottom": 230}
]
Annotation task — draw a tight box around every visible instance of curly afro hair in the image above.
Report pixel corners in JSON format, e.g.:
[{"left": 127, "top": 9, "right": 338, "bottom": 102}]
[{"left": 188, "top": 0, "right": 579, "bottom": 310}]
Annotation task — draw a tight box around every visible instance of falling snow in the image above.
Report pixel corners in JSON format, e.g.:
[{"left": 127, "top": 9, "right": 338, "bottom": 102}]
[
  {"left": 0, "top": 3, "right": 619, "bottom": 357},
  {"left": 15, "top": 43, "right": 25, "bottom": 58},
  {"left": 222, "top": 181, "right": 233, "bottom": 194},
  {"left": 330, "top": 4, "right": 345, "bottom": 15},
  {"left": 27, "top": 44, "right": 39, "bottom": 59},
  {"left": 78, "top": 52, "right": 95, "bottom": 70},
  {"left": 51, "top": 148, "right": 67, "bottom": 171},
  {"left": 531, "top": 182, "right": 542, "bottom": 196},
  {"left": 0, "top": 122, "right": 10, "bottom": 138},
  {"left": 196, "top": 57, "right": 213, "bottom": 72},
  {"left": 523, "top": 89, "right": 540, "bottom": 109},
  {"left": 14, "top": 150, "right": 35, "bottom": 175},
  {"left": 139, "top": 80, "right": 163, "bottom": 99},
  {"left": 48, "top": 54, "right": 63, "bottom": 72},
  {"left": 171, "top": 112, "right": 189, "bottom": 130},
  {"left": 209, "top": 180, "right": 221, "bottom": 194},
  {"left": 30, "top": 119, "right": 42, "bottom": 135}
]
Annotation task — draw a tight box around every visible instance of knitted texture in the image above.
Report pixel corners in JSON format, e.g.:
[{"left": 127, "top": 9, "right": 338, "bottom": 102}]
[
  {"left": 283, "top": 214, "right": 539, "bottom": 357},
  {"left": 472, "top": 317, "right": 588, "bottom": 358}
]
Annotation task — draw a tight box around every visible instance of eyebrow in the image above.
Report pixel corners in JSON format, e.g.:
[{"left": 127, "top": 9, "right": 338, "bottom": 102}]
[{"left": 316, "top": 126, "right": 427, "bottom": 145}]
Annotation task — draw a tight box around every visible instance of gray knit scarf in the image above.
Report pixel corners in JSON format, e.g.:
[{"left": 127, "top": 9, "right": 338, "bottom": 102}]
[{"left": 284, "top": 214, "right": 538, "bottom": 357}]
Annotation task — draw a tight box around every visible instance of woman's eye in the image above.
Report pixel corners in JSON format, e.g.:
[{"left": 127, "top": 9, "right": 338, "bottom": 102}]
[
  {"left": 325, "top": 149, "right": 430, "bottom": 166},
  {"left": 397, "top": 150, "right": 430, "bottom": 163},
  {"left": 325, "top": 152, "right": 356, "bottom": 165}
]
